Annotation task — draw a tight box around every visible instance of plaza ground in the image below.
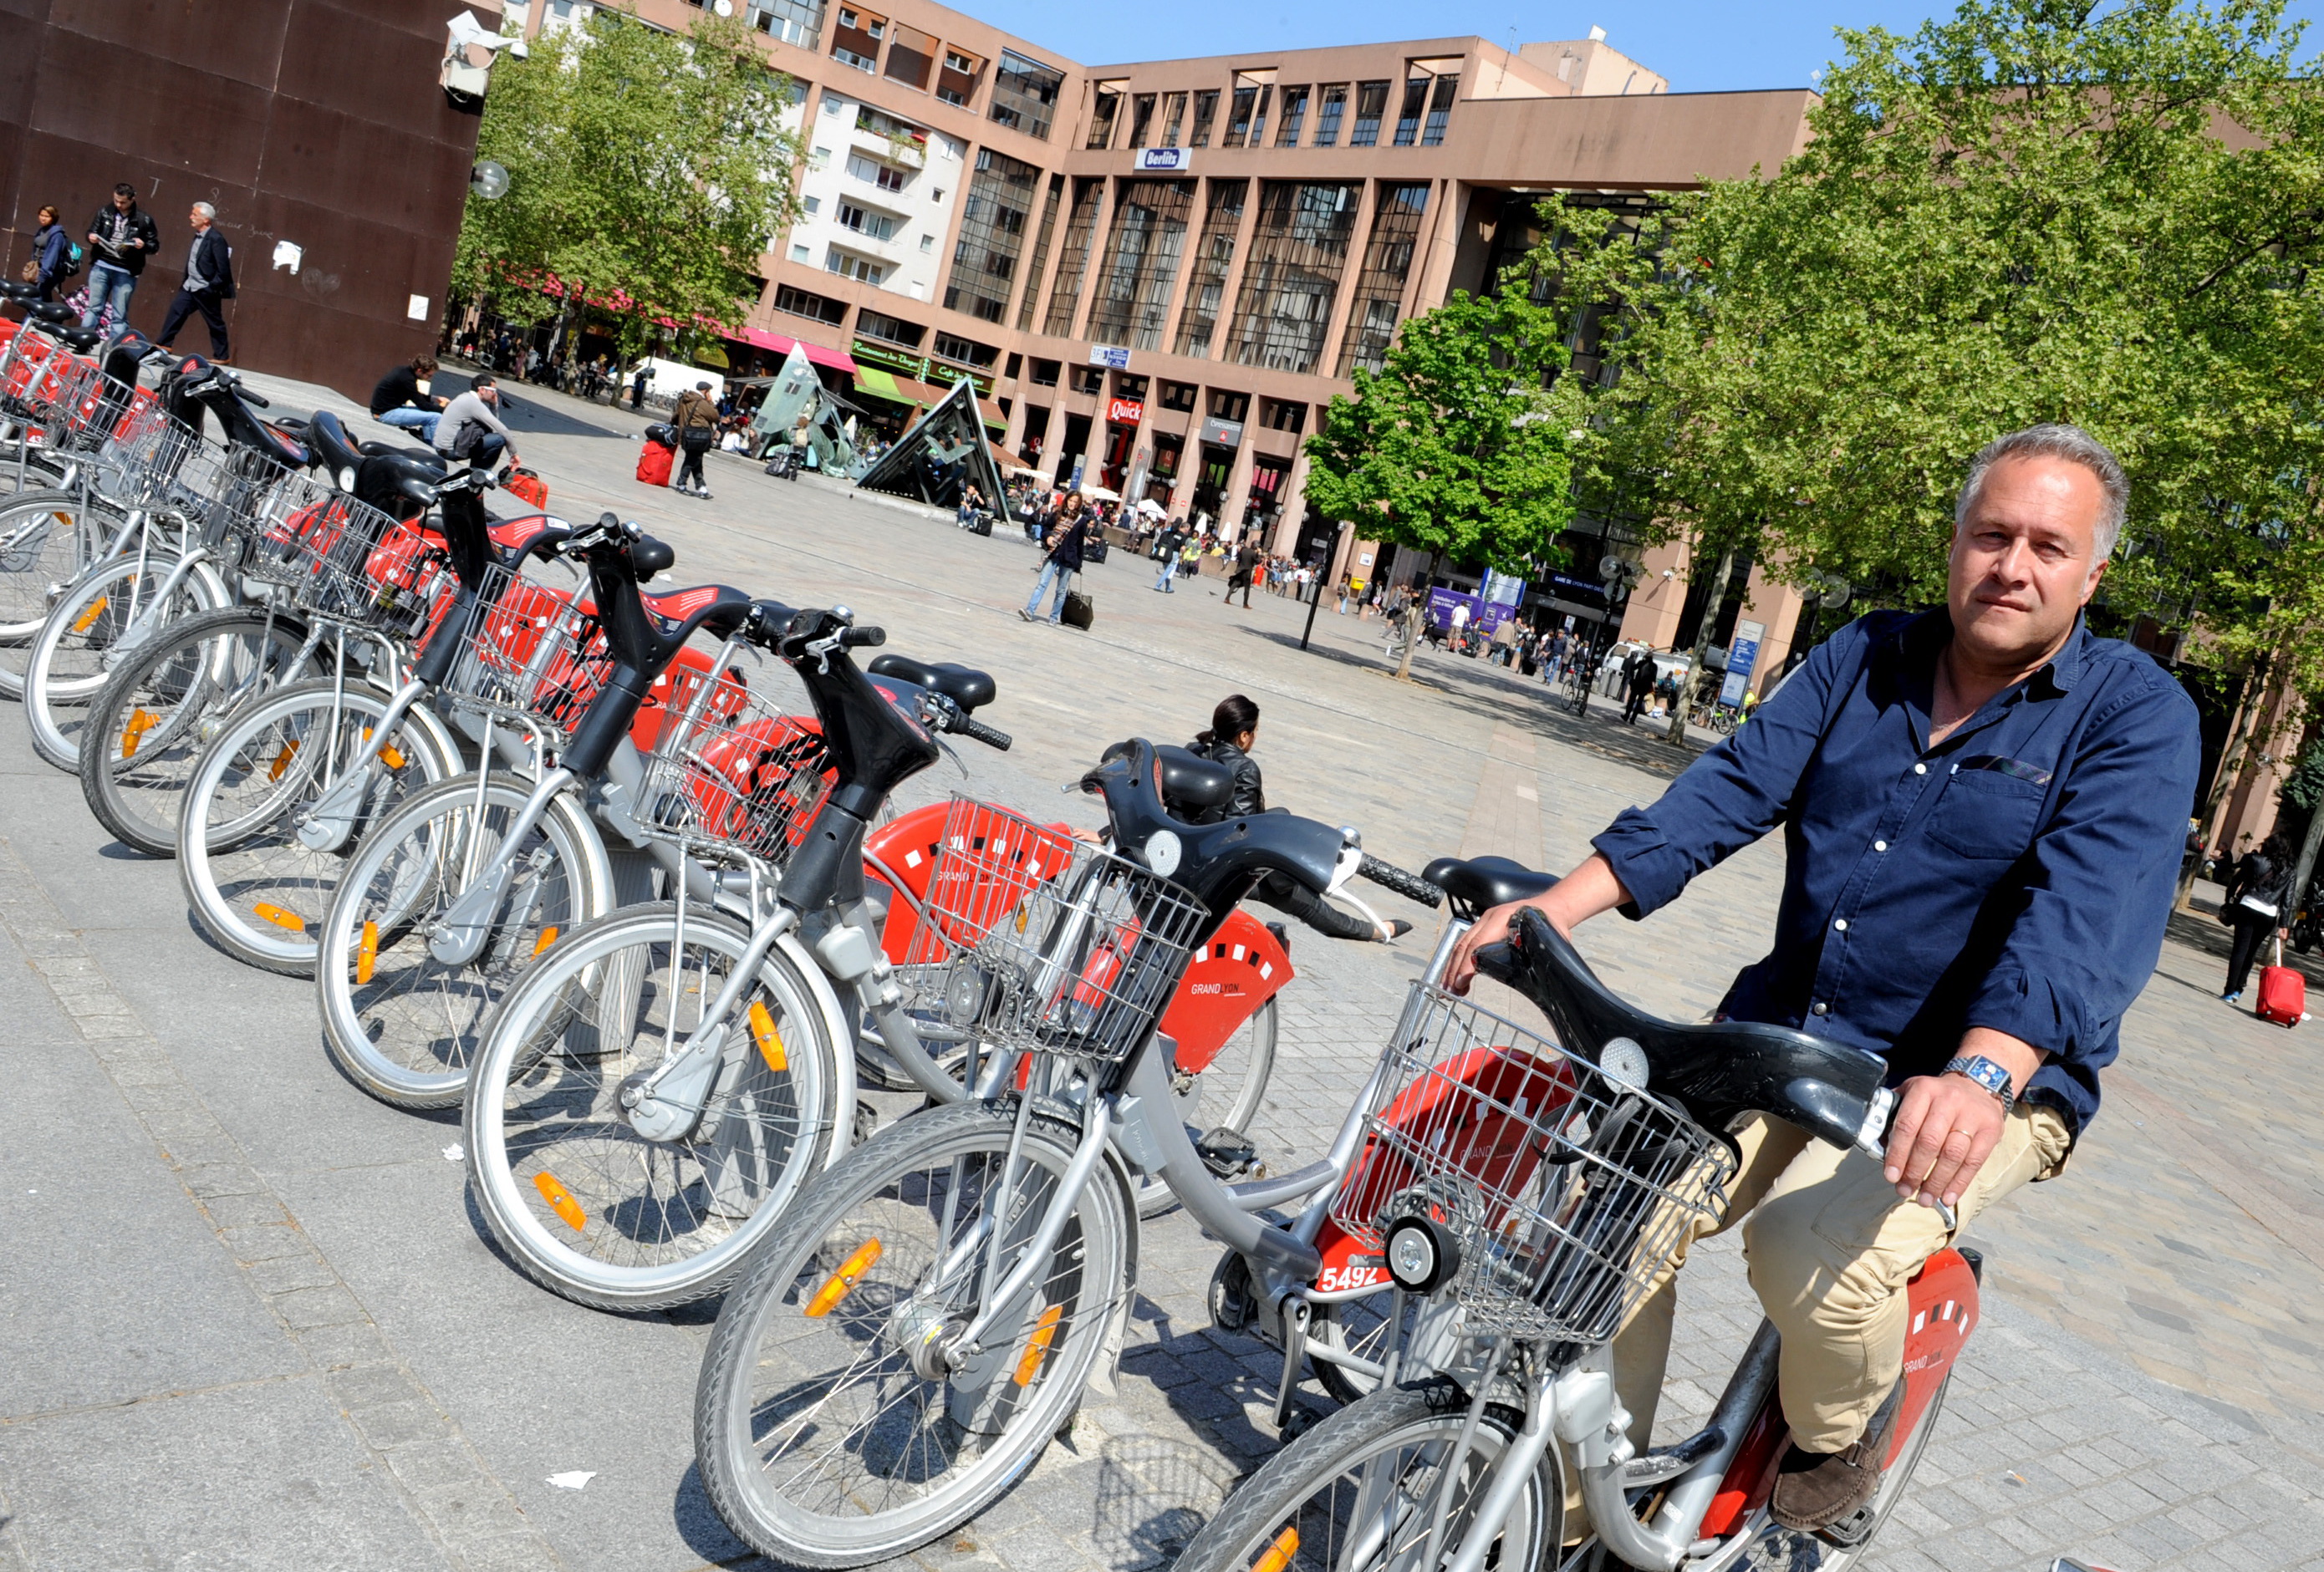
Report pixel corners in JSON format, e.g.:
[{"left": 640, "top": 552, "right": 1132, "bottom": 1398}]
[{"left": 2, "top": 373, "right": 2320, "bottom": 1572}]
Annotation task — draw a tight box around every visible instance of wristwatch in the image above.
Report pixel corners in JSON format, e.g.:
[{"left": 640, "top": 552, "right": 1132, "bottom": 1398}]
[{"left": 1941, "top": 1054, "right": 2016, "bottom": 1112}]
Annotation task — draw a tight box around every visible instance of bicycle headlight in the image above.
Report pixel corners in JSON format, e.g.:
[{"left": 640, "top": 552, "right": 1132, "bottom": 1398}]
[{"left": 1384, "top": 1214, "right": 1459, "bottom": 1295}]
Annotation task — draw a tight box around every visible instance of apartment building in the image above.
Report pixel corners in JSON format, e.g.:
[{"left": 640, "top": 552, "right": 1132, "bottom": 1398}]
[{"left": 507, "top": 0, "right": 1812, "bottom": 603}]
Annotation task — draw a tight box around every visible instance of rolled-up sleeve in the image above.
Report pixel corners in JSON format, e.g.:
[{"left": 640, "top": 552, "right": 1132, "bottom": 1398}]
[
  {"left": 1965, "top": 674, "right": 2201, "bottom": 1132},
  {"left": 1593, "top": 625, "right": 1855, "bottom": 916}
]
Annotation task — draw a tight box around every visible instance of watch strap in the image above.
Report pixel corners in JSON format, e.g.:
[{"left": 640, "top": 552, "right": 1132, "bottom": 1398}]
[{"left": 1942, "top": 1054, "right": 2016, "bottom": 1111}]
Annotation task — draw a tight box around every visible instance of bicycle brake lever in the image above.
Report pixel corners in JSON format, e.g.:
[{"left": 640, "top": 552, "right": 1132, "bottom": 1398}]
[{"left": 1853, "top": 1086, "right": 1959, "bottom": 1230}]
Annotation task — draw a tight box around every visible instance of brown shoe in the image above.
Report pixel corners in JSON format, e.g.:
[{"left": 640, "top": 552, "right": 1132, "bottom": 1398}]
[{"left": 1768, "top": 1381, "right": 1901, "bottom": 1533}]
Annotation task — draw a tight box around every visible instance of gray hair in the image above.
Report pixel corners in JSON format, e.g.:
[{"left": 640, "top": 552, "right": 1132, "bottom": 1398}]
[
  {"left": 1954, "top": 424, "right": 2128, "bottom": 560},
  {"left": 191, "top": 201, "right": 216, "bottom": 221}
]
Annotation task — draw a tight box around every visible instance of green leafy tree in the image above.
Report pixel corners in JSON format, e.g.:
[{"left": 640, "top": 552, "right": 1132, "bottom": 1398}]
[
  {"left": 1537, "top": 0, "right": 2324, "bottom": 692},
  {"left": 1304, "top": 284, "right": 1579, "bottom": 679},
  {"left": 454, "top": 5, "right": 804, "bottom": 362}
]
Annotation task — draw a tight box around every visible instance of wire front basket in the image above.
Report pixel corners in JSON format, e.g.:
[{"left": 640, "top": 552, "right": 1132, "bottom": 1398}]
[
  {"left": 240, "top": 480, "right": 454, "bottom": 637},
  {"left": 434, "top": 557, "right": 610, "bottom": 739},
  {"left": 888, "top": 798, "right": 1210, "bottom": 1067},
  {"left": 635, "top": 664, "right": 833, "bottom": 869},
  {"left": 1328, "top": 984, "right": 1735, "bottom": 1343}
]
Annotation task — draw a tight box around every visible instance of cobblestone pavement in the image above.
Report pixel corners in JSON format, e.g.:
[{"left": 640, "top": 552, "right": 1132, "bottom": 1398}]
[{"left": 3, "top": 370, "right": 2321, "bottom": 1571}]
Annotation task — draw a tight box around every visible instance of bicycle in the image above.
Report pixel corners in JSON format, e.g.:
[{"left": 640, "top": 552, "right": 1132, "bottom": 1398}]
[
  {"left": 690, "top": 738, "right": 1458, "bottom": 1567},
  {"left": 1172, "top": 905, "right": 1975, "bottom": 1572}
]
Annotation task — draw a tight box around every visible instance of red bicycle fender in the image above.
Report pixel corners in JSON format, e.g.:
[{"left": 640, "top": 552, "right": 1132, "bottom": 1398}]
[{"left": 1159, "top": 908, "right": 1292, "bottom": 1075}]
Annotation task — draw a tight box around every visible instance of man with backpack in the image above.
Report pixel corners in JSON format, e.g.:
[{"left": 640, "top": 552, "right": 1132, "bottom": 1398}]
[
  {"left": 672, "top": 381, "right": 719, "bottom": 499},
  {"left": 82, "top": 183, "right": 159, "bottom": 332},
  {"left": 155, "top": 202, "right": 236, "bottom": 362}
]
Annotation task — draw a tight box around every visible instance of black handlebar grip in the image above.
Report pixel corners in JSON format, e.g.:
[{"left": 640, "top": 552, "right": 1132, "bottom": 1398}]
[
  {"left": 1359, "top": 853, "right": 1445, "bottom": 909},
  {"left": 840, "top": 625, "right": 886, "bottom": 648},
  {"left": 238, "top": 387, "right": 270, "bottom": 408},
  {"left": 961, "top": 716, "right": 1012, "bottom": 751}
]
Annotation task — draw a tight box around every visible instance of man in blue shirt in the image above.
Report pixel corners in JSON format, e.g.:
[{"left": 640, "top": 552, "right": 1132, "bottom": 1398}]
[{"left": 1450, "top": 425, "right": 2199, "bottom": 1530}]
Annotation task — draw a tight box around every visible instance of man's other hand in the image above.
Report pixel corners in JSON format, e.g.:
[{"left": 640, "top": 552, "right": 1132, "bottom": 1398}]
[{"left": 1883, "top": 1074, "right": 2006, "bottom": 1213}]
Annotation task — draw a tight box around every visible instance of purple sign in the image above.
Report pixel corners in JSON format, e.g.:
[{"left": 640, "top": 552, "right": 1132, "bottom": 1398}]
[{"left": 1426, "top": 588, "right": 1514, "bottom": 636}]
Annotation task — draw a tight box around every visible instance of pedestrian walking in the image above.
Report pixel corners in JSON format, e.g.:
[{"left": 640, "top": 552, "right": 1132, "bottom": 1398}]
[
  {"left": 1622, "top": 647, "right": 1658, "bottom": 725},
  {"left": 1490, "top": 616, "right": 1516, "bottom": 668},
  {"left": 673, "top": 380, "right": 719, "bottom": 498},
  {"left": 154, "top": 202, "right": 235, "bottom": 360},
  {"left": 629, "top": 363, "right": 650, "bottom": 410},
  {"left": 432, "top": 374, "right": 520, "bottom": 473},
  {"left": 1152, "top": 521, "right": 1185, "bottom": 593},
  {"left": 2220, "top": 831, "right": 2295, "bottom": 1006},
  {"left": 1021, "top": 493, "right": 1092, "bottom": 624},
  {"left": 81, "top": 183, "right": 159, "bottom": 333},
  {"left": 370, "top": 354, "right": 448, "bottom": 442},
  {"left": 21, "top": 206, "right": 75, "bottom": 301},
  {"left": 1226, "top": 540, "right": 1259, "bottom": 608}
]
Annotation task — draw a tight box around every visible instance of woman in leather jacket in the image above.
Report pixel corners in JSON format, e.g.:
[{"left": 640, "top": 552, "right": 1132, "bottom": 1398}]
[{"left": 1185, "top": 695, "right": 1409, "bottom": 944}]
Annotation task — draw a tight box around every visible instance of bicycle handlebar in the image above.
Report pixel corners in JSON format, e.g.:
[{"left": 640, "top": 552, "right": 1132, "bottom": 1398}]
[
  {"left": 839, "top": 624, "right": 884, "bottom": 649},
  {"left": 1358, "top": 853, "right": 1444, "bottom": 908},
  {"left": 958, "top": 715, "right": 1012, "bottom": 751}
]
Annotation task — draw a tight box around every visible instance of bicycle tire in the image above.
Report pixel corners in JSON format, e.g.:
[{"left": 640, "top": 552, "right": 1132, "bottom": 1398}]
[
  {"left": 0, "top": 491, "right": 110, "bottom": 673},
  {"left": 179, "top": 678, "right": 462, "bottom": 977},
  {"left": 314, "top": 771, "right": 612, "bottom": 1111},
  {"left": 462, "top": 901, "right": 838, "bottom": 1311},
  {"left": 696, "top": 1097, "right": 1129, "bottom": 1568},
  {"left": 24, "top": 552, "right": 227, "bottom": 771},
  {"left": 79, "top": 606, "right": 322, "bottom": 856},
  {"left": 1170, "top": 1383, "right": 1561, "bottom": 1572}
]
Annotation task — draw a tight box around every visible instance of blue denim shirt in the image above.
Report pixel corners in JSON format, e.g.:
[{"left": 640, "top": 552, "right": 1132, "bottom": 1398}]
[{"left": 1593, "top": 608, "right": 2201, "bottom": 1138}]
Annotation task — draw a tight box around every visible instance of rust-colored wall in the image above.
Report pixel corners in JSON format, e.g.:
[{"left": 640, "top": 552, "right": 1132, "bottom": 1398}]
[{"left": 0, "top": 0, "right": 494, "bottom": 401}]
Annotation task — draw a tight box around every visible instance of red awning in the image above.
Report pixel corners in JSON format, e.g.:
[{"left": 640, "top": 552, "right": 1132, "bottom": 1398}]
[{"left": 739, "top": 327, "right": 859, "bottom": 375}]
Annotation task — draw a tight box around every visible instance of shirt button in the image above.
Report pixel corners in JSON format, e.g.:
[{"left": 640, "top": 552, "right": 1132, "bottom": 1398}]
[
  {"left": 1914, "top": 763, "right": 1928, "bottom": 776},
  {"left": 1812, "top": 1001, "right": 1829, "bottom": 1016},
  {"left": 1874, "top": 840, "right": 1888, "bottom": 852},
  {"left": 1833, "top": 919, "right": 1848, "bottom": 932}
]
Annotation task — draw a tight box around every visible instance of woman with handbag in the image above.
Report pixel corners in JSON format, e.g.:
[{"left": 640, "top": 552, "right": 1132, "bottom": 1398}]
[
  {"left": 2221, "top": 830, "right": 2295, "bottom": 1005},
  {"left": 672, "top": 380, "right": 720, "bottom": 498}
]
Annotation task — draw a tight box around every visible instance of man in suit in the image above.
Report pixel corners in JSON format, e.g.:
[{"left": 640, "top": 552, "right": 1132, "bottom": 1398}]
[{"left": 156, "top": 203, "right": 235, "bottom": 361}]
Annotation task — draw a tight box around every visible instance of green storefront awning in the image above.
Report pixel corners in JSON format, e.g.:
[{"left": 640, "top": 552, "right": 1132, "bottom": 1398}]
[{"left": 853, "top": 365, "right": 903, "bottom": 399}]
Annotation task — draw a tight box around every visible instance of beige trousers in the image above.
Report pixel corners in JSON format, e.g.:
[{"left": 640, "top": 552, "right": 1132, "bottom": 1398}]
[{"left": 1611, "top": 1103, "right": 2072, "bottom": 1455}]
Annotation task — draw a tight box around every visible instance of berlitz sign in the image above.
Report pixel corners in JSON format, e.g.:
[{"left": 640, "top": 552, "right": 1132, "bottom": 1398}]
[
  {"left": 1134, "top": 148, "right": 1190, "bottom": 170},
  {"left": 1107, "top": 397, "right": 1145, "bottom": 424}
]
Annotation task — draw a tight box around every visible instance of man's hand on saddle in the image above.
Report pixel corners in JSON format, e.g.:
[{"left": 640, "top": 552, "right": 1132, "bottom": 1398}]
[{"left": 1884, "top": 1028, "right": 2046, "bottom": 1213}]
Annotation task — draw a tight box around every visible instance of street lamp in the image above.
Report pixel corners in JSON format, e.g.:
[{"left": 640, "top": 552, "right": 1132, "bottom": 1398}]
[
  {"left": 471, "top": 160, "right": 512, "bottom": 201},
  {"left": 1575, "top": 552, "right": 1641, "bottom": 717}
]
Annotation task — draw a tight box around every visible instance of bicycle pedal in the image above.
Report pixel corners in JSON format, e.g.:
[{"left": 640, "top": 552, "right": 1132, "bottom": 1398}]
[
  {"left": 1196, "top": 1127, "right": 1257, "bottom": 1178},
  {"left": 1278, "top": 1403, "right": 1322, "bottom": 1442}
]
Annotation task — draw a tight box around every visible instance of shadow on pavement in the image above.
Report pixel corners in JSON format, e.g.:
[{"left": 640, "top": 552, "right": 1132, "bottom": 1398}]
[{"left": 436, "top": 367, "right": 634, "bottom": 443}]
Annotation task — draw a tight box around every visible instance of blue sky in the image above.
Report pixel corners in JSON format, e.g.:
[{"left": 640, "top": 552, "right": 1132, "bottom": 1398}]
[{"left": 977, "top": 0, "right": 2318, "bottom": 93}]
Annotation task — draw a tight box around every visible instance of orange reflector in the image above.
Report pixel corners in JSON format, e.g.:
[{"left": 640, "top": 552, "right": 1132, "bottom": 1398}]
[
  {"left": 362, "top": 728, "right": 408, "bottom": 772},
  {"left": 749, "top": 1000, "right": 786, "bottom": 1072},
  {"left": 1253, "top": 1526, "right": 1299, "bottom": 1572},
  {"left": 268, "top": 740, "right": 299, "bottom": 781},
  {"left": 254, "top": 903, "right": 305, "bottom": 934},
  {"left": 356, "top": 920, "right": 378, "bottom": 984},
  {"left": 804, "top": 1238, "right": 881, "bottom": 1317},
  {"left": 121, "top": 707, "right": 158, "bottom": 759},
  {"left": 1012, "top": 1305, "right": 1064, "bottom": 1387},
  {"left": 70, "top": 594, "right": 109, "bottom": 634},
  {"left": 532, "top": 925, "right": 559, "bottom": 957},
  {"left": 533, "top": 1171, "right": 586, "bottom": 1231}
]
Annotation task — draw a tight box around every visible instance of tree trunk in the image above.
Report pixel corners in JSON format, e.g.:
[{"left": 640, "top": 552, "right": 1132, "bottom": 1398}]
[
  {"left": 1392, "top": 547, "right": 1440, "bottom": 683},
  {"left": 1669, "top": 548, "right": 1736, "bottom": 745},
  {"left": 2174, "top": 653, "right": 2272, "bottom": 912},
  {"left": 2289, "top": 785, "right": 2324, "bottom": 958}
]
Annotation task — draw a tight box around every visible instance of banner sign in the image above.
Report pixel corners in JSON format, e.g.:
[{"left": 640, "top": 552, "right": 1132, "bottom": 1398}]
[{"left": 1720, "top": 619, "right": 1766, "bottom": 707}]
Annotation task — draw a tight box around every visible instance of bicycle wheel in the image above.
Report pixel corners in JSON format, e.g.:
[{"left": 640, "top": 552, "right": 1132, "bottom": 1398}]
[
  {"left": 0, "top": 491, "right": 107, "bottom": 684},
  {"left": 463, "top": 902, "right": 838, "bottom": 1311},
  {"left": 24, "top": 552, "right": 226, "bottom": 771},
  {"left": 79, "top": 607, "right": 318, "bottom": 856},
  {"left": 179, "top": 678, "right": 461, "bottom": 976},
  {"left": 1309, "top": 1288, "right": 1413, "bottom": 1406},
  {"left": 315, "top": 771, "right": 609, "bottom": 1111},
  {"left": 1170, "top": 1385, "right": 1562, "bottom": 1572},
  {"left": 1137, "top": 997, "right": 1278, "bottom": 1220},
  {"left": 696, "top": 1098, "right": 1129, "bottom": 1568}
]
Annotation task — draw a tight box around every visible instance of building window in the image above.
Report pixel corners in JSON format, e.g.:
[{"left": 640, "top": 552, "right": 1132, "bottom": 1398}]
[
  {"left": 920, "top": 234, "right": 935, "bottom": 251},
  {"left": 1041, "top": 177, "right": 1106, "bottom": 337},
  {"left": 1087, "top": 83, "right": 1125, "bottom": 150},
  {"left": 884, "top": 21, "right": 935, "bottom": 89},
  {"left": 1260, "top": 397, "right": 1305, "bottom": 432},
  {"left": 1084, "top": 178, "right": 1195, "bottom": 353},
  {"left": 1189, "top": 89, "right": 1219, "bottom": 146},
  {"left": 937, "top": 48, "right": 983, "bottom": 107},
  {"left": 1158, "top": 379, "right": 1198, "bottom": 412},
  {"left": 1421, "top": 73, "right": 1457, "bottom": 145},
  {"left": 790, "top": 243, "right": 811, "bottom": 262},
  {"left": 1224, "top": 82, "right": 1271, "bottom": 148},
  {"left": 1028, "top": 357, "right": 1060, "bottom": 386},
  {"left": 1070, "top": 365, "right": 1105, "bottom": 394},
  {"left": 855, "top": 308, "right": 924, "bottom": 346},
  {"left": 990, "top": 50, "right": 1064, "bottom": 140},
  {"left": 1337, "top": 181, "right": 1428, "bottom": 374},
  {"left": 1349, "top": 80, "right": 1389, "bottom": 145},
  {"left": 1158, "top": 91, "right": 1188, "bottom": 146},
  {"left": 1173, "top": 177, "right": 1246, "bottom": 359},
  {"left": 826, "top": 247, "right": 884, "bottom": 286},
  {"left": 832, "top": 5, "right": 882, "bottom": 70},
  {"left": 1394, "top": 74, "right": 1428, "bottom": 145},
  {"left": 1226, "top": 181, "right": 1359, "bottom": 375},
  {"left": 1015, "top": 173, "right": 1067, "bottom": 330},
  {"left": 854, "top": 104, "right": 926, "bottom": 150},
  {"left": 1114, "top": 373, "right": 1149, "bottom": 399},
  {"left": 803, "top": 195, "right": 821, "bottom": 212},
  {"left": 775, "top": 282, "right": 848, "bottom": 323},
  {"left": 1208, "top": 389, "right": 1249, "bottom": 422},
  {"left": 845, "top": 151, "right": 910, "bottom": 192},
  {"left": 1126, "top": 93, "right": 1157, "bottom": 148},
  {"left": 945, "top": 146, "right": 1039, "bottom": 326},
  {"left": 1314, "top": 83, "right": 1347, "bottom": 145},
  {"left": 1275, "top": 85, "right": 1309, "bottom": 145},
  {"left": 746, "top": 0, "right": 824, "bottom": 50},
  {"left": 933, "top": 330, "right": 998, "bottom": 368},
  {"left": 835, "top": 201, "right": 900, "bottom": 241},
  {"left": 1004, "top": 352, "right": 1023, "bottom": 379}
]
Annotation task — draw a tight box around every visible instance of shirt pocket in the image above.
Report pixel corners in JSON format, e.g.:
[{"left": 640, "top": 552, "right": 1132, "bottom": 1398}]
[{"left": 1923, "top": 767, "right": 2047, "bottom": 861}]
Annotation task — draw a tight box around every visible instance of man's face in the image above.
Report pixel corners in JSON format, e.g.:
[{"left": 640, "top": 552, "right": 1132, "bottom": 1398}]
[
  {"left": 1947, "top": 454, "right": 2108, "bottom": 669},
  {"left": 112, "top": 191, "right": 132, "bottom": 213},
  {"left": 187, "top": 207, "right": 206, "bottom": 231},
  {"left": 477, "top": 384, "right": 497, "bottom": 404}
]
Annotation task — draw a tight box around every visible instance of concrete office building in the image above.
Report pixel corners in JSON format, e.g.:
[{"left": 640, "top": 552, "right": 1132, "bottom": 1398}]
[{"left": 507, "top": 0, "right": 1814, "bottom": 660}]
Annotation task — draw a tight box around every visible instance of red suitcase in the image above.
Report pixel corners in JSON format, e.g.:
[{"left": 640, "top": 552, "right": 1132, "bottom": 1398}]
[
  {"left": 2258, "top": 939, "right": 2305, "bottom": 1028},
  {"left": 503, "top": 467, "right": 548, "bottom": 509},
  {"left": 635, "top": 441, "right": 673, "bottom": 487}
]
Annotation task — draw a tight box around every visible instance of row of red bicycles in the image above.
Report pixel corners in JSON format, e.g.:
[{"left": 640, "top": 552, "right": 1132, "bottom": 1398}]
[{"left": 0, "top": 284, "right": 1980, "bottom": 1572}]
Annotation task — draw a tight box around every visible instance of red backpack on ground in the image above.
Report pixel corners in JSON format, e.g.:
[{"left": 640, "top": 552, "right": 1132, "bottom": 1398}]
[
  {"left": 635, "top": 440, "right": 673, "bottom": 488},
  {"left": 503, "top": 467, "right": 548, "bottom": 509}
]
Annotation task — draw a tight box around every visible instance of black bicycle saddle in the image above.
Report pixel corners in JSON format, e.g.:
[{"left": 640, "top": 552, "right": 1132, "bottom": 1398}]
[
  {"left": 1154, "top": 744, "right": 1235, "bottom": 812},
  {"left": 1424, "top": 855, "right": 1560, "bottom": 918},
  {"left": 866, "top": 653, "right": 996, "bottom": 713}
]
